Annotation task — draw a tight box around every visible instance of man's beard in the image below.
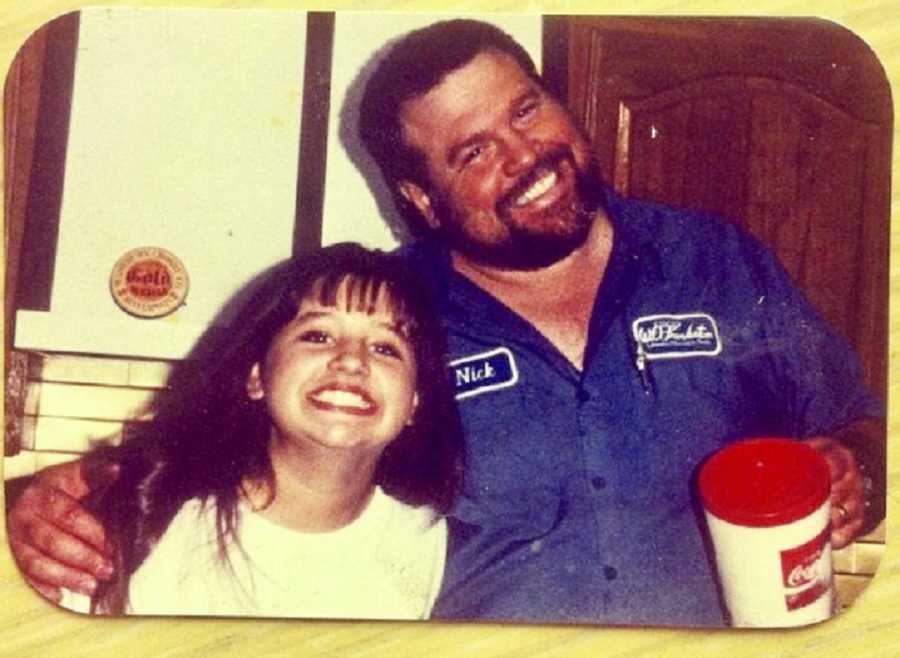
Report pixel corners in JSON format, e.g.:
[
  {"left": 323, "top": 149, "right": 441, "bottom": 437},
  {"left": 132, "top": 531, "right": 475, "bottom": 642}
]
[{"left": 430, "top": 147, "right": 605, "bottom": 271}]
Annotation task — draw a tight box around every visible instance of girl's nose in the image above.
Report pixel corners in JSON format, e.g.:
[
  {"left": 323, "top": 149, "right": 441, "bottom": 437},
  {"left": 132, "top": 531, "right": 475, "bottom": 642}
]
[{"left": 328, "top": 340, "right": 369, "bottom": 375}]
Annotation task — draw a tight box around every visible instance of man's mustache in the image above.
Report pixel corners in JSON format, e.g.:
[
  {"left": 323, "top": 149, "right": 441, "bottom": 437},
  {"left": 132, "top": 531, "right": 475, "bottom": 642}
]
[{"left": 495, "top": 145, "right": 578, "bottom": 216}]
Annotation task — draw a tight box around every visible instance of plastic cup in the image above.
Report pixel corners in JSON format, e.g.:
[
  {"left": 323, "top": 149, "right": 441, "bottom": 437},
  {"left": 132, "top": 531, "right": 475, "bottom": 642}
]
[{"left": 698, "top": 438, "right": 833, "bottom": 627}]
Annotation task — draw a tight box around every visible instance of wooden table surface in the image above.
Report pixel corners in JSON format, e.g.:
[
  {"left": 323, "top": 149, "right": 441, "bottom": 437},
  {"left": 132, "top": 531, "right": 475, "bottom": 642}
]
[{"left": 1, "top": 1, "right": 898, "bottom": 657}]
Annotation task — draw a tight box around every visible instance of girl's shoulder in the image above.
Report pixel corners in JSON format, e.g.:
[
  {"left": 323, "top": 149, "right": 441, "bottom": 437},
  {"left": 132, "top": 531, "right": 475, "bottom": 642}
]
[
  {"left": 164, "top": 498, "right": 218, "bottom": 536},
  {"left": 369, "top": 487, "right": 446, "bottom": 544},
  {"left": 126, "top": 497, "right": 236, "bottom": 615},
  {"left": 366, "top": 489, "right": 447, "bottom": 617},
  {"left": 136, "top": 498, "right": 222, "bottom": 565}
]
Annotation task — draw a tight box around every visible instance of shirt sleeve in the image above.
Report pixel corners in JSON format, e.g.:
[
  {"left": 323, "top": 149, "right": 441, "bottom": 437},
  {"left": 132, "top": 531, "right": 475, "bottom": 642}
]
[
  {"left": 741, "top": 233, "right": 884, "bottom": 436},
  {"left": 422, "top": 518, "right": 448, "bottom": 618}
]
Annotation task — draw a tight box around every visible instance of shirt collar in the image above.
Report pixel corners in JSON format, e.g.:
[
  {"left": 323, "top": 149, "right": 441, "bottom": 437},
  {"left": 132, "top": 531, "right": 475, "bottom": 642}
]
[{"left": 398, "top": 185, "right": 667, "bottom": 330}]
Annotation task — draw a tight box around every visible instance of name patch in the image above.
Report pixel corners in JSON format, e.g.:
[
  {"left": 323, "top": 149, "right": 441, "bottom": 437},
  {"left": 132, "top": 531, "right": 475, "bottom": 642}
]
[
  {"left": 632, "top": 313, "right": 722, "bottom": 360},
  {"left": 450, "top": 347, "right": 519, "bottom": 400}
]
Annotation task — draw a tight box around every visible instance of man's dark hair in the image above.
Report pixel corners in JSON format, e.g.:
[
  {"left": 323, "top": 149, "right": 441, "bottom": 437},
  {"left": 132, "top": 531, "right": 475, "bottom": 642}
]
[{"left": 358, "top": 19, "right": 540, "bottom": 239}]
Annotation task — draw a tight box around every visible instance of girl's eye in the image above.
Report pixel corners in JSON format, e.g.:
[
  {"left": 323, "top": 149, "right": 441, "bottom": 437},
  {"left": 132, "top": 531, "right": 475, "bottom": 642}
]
[
  {"left": 299, "top": 330, "right": 331, "bottom": 344},
  {"left": 372, "top": 342, "right": 403, "bottom": 359}
]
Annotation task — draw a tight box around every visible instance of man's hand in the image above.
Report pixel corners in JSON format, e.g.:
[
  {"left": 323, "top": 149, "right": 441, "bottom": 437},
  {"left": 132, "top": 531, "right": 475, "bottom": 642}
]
[
  {"left": 802, "top": 437, "right": 865, "bottom": 550},
  {"left": 7, "top": 459, "right": 116, "bottom": 602}
]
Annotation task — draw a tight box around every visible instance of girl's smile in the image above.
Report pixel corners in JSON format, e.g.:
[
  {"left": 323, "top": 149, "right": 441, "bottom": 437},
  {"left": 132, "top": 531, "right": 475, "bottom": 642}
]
[
  {"left": 246, "top": 280, "right": 419, "bottom": 456},
  {"left": 308, "top": 384, "right": 377, "bottom": 415}
]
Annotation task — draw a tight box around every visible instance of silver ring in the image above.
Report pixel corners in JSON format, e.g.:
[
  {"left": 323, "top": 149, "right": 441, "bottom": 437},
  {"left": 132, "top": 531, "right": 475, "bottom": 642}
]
[{"left": 835, "top": 503, "right": 849, "bottom": 523}]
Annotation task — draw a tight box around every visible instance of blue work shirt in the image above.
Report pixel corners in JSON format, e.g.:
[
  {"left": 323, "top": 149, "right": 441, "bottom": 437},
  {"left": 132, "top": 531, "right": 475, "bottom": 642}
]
[{"left": 402, "top": 189, "right": 879, "bottom": 626}]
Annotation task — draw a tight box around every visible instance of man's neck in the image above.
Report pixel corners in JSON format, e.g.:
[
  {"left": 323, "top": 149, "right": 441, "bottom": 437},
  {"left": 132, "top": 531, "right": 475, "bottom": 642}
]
[
  {"left": 451, "top": 210, "right": 614, "bottom": 369},
  {"left": 451, "top": 211, "right": 613, "bottom": 290}
]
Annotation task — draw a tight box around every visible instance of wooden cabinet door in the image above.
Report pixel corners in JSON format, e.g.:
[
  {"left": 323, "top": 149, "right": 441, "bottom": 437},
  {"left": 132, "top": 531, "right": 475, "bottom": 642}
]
[{"left": 562, "top": 17, "right": 892, "bottom": 399}]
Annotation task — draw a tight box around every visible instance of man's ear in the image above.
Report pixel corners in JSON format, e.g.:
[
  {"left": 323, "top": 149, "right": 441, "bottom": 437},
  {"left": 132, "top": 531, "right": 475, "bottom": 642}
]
[
  {"left": 398, "top": 181, "right": 441, "bottom": 230},
  {"left": 246, "top": 362, "right": 265, "bottom": 401}
]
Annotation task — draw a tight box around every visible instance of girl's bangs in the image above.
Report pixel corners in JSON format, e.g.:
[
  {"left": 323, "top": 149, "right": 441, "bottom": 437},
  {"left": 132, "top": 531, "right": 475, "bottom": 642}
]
[{"left": 296, "top": 272, "right": 418, "bottom": 337}]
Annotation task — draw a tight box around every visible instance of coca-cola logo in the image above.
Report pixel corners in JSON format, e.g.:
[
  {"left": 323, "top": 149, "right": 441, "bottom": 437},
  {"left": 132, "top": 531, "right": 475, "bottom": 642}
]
[
  {"left": 785, "top": 551, "right": 825, "bottom": 588},
  {"left": 110, "top": 248, "right": 189, "bottom": 318},
  {"left": 780, "top": 525, "right": 832, "bottom": 611}
]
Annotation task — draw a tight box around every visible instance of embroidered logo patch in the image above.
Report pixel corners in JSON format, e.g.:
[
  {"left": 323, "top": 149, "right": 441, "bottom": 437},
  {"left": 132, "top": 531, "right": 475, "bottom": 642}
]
[
  {"left": 632, "top": 313, "right": 722, "bottom": 360},
  {"left": 450, "top": 347, "right": 519, "bottom": 400}
]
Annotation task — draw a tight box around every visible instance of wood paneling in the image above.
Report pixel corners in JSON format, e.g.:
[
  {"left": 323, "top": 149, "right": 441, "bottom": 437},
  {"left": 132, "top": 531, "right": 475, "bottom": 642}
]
[
  {"left": 3, "top": 27, "right": 47, "bottom": 352},
  {"left": 566, "top": 17, "right": 891, "bottom": 403}
]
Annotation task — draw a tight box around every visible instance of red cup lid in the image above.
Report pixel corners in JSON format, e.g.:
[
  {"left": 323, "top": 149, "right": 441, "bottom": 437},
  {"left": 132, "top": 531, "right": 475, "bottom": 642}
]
[{"left": 698, "top": 438, "right": 831, "bottom": 527}]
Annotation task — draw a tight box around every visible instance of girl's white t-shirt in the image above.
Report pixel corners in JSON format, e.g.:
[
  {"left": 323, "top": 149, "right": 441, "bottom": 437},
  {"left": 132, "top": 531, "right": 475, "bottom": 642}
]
[{"left": 60, "top": 487, "right": 446, "bottom": 619}]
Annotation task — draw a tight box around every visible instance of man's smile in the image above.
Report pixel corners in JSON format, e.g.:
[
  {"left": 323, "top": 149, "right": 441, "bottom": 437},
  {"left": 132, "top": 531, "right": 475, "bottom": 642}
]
[
  {"left": 512, "top": 167, "right": 559, "bottom": 207},
  {"left": 497, "top": 145, "right": 580, "bottom": 219}
]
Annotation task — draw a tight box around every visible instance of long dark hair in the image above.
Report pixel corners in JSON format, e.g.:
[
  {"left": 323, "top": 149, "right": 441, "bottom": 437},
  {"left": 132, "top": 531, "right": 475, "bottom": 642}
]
[{"left": 88, "top": 243, "right": 464, "bottom": 613}]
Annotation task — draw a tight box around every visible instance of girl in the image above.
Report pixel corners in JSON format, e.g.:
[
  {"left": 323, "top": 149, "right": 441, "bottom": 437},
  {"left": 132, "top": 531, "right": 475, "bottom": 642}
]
[{"left": 61, "top": 243, "right": 463, "bottom": 619}]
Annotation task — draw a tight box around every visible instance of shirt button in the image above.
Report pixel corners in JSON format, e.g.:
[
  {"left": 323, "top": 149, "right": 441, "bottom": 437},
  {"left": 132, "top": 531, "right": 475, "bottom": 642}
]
[
  {"left": 603, "top": 566, "right": 618, "bottom": 581},
  {"left": 577, "top": 389, "right": 591, "bottom": 402},
  {"left": 591, "top": 476, "right": 607, "bottom": 490}
]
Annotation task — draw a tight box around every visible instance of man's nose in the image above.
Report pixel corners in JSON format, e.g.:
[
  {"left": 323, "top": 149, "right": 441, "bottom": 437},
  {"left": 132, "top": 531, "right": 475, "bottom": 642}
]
[
  {"left": 329, "top": 340, "right": 370, "bottom": 374},
  {"left": 502, "top": 130, "right": 538, "bottom": 177}
]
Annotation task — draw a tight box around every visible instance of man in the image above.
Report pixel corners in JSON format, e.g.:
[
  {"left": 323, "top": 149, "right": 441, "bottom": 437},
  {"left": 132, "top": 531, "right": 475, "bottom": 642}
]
[{"left": 8, "top": 19, "right": 883, "bottom": 626}]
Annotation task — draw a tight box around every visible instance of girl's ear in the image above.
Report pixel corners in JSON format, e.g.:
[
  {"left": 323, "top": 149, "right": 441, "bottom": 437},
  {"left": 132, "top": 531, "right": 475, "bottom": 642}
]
[
  {"left": 406, "top": 392, "right": 419, "bottom": 426},
  {"left": 246, "top": 362, "right": 265, "bottom": 400}
]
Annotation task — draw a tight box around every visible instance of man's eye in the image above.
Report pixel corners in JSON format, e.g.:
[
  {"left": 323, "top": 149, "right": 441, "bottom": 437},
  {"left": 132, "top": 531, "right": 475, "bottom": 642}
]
[
  {"left": 514, "top": 101, "right": 538, "bottom": 120},
  {"left": 299, "top": 330, "right": 331, "bottom": 344},
  {"left": 461, "top": 145, "right": 486, "bottom": 166}
]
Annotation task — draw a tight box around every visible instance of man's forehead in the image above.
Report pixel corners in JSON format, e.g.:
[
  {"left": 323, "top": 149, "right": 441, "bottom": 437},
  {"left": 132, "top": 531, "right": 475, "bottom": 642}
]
[{"left": 399, "top": 50, "right": 540, "bottom": 145}]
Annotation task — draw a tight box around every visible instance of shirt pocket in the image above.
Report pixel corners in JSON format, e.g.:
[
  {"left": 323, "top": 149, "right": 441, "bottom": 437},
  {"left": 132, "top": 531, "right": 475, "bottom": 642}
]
[
  {"left": 648, "top": 348, "right": 782, "bottom": 446},
  {"left": 455, "top": 370, "right": 584, "bottom": 503}
]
